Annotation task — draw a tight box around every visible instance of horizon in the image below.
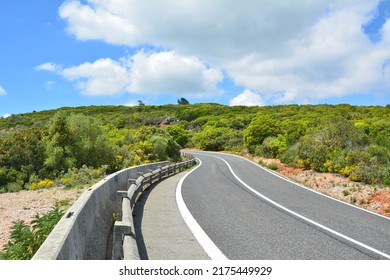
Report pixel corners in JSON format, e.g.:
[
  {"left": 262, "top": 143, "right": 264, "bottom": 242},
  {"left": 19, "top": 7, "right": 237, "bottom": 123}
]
[
  {"left": 1, "top": 1, "right": 390, "bottom": 117},
  {"left": 2, "top": 101, "right": 389, "bottom": 119}
]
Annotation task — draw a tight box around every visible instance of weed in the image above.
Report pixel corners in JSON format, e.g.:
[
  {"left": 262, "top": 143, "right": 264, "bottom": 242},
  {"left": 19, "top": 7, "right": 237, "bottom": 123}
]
[
  {"left": 0, "top": 207, "right": 64, "bottom": 260},
  {"left": 55, "top": 199, "right": 73, "bottom": 208},
  {"left": 267, "top": 163, "right": 278, "bottom": 171},
  {"left": 343, "top": 189, "right": 350, "bottom": 196}
]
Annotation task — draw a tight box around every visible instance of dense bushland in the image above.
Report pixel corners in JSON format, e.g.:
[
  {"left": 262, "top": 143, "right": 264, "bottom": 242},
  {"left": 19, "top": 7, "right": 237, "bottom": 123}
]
[
  {"left": 0, "top": 109, "right": 182, "bottom": 193},
  {"left": 1, "top": 103, "right": 389, "bottom": 191}
]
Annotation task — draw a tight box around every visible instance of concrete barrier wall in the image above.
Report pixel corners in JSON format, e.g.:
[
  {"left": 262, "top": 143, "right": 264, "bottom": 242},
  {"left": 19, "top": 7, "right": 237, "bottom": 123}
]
[{"left": 32, "top": 162, "right": 168, "bottom": 260}]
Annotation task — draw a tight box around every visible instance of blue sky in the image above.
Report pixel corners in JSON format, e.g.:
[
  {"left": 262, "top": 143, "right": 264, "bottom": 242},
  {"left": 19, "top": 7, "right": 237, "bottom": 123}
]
[{"left": 1, "top": 0, "right": 390, "bottom": 117}]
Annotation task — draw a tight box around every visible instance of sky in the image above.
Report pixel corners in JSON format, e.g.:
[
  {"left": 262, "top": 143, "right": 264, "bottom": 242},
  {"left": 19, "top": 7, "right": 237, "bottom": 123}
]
[{"left": 1, "top": 0, "right": 390, "bottom": 117}]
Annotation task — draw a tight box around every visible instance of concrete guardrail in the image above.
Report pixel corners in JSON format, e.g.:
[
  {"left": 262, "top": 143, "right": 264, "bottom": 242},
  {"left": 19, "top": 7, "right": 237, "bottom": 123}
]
[
  {"left": 32, "top": 157, "right": 195, "bottom": 260},
  {"left": 112, "top": 157, "right": 196, "bottom": 260}
]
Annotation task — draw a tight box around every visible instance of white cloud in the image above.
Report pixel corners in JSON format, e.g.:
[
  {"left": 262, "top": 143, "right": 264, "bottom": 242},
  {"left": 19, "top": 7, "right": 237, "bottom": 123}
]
[
  {"left": 35, "top": 62, "right": 61, "bottom": 72},
  {"left": 59, "top": 1, "right": 139, "bottom": 45},
  {"left": 56, "top": 51, "right": 222, "bottom": 97},
  {"left": 58, "top": 0, "right": 390, "bottom": 104},
  {"left": 59, "top": 0, "right": 333, "bottom": 61},
  {"left": 226, "top": 4, "right": 390, "bottom": 103},
  {"left": 0, "top": 86, "right": 6, "bottom": 96},
  {"left": 127, "top": 51, "right": 223, "bottom": 96},
  {"left": 62, "top": 58, "right": 130, "bottom": 96},
  {"left": 229, "top": 90, "right": 265, "bottom": 106}
]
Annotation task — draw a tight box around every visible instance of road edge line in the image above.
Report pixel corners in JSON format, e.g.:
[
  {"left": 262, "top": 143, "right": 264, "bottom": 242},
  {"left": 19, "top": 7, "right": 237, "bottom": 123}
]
[{"left": 175, "top": 158, "right": 228, "bottom": 260}]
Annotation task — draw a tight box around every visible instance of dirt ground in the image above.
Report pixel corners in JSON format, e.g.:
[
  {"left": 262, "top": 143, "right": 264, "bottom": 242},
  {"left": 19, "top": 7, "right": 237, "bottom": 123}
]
[
  {"left": 0, "top": 187, "right": 83, "bottom": 250},
  {"left": 1, "top": 155, "right": 389, "bottom": 250}
]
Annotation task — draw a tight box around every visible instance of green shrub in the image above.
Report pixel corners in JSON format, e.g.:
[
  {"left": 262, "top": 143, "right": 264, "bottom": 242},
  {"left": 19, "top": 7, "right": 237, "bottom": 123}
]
[
  {"left": 0, "top": 207, "right": 64, "bottom": 260},
  {"left": 6, "top": 181, "right": 24, "bottom": 192},
  {"left": 60, "top": 165, "right": 106, "bottom": 189},
  {"left": 261, "top": 135, "right": 287, "bottom": 158},
  {"left": 280, "top": 144, "right": 299, "bottom": 166},
  {"left": 267, "top": 163, "right": 279, "bottom": 171},
  {"left": 243, "top": 115, "right": 282, "bottom": 153}
]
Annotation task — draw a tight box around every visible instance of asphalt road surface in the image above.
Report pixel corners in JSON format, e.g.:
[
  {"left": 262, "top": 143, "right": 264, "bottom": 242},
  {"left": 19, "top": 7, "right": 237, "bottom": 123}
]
[{"left": 180, "top": 151, "right": 390, "bottom": 260}]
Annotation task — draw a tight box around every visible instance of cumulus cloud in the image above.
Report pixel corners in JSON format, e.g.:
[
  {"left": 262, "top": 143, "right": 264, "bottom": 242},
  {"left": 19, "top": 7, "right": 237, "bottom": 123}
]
[
  {"left": 127, "top": 51, "right": 223, "bottom": 96},
  {"left": 229, "top": 90, "right": 265, "bottom": 106},
  {"left": 0, "top": 86, "right": 6, "bottom": 96},
  {"left": 59, "top": 0, "right": 139, "bottom": 45},
  {"left": 225, "top": 3, "right": 390, "bottom": 103},
  {"left": 62, "top": 58, "right": 130, "bottom": 96},
  {"left": 58, "top": 0, "right": 390, "bottom": 104},
  {"left": 51, "top": 51, "right": 222, "bottom": 96},
  {"left": 59, "top": 0, "right": 331, "bottom": 61}
]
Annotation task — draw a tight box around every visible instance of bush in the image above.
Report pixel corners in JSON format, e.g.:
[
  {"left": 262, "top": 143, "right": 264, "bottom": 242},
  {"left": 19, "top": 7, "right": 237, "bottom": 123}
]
[
  {"left": 194, "top": 126, "right": 234, "bottom": 151},
  {"left": 267, "top": 163, "right": 279, "bottom": 170},
  {"left": 60, "top": 165, "right": 107, "bottom": 189},
  {"left": 261, "top": 135, "right": 287, "bottom": 158},
  {"left": 280, "top": 144, "right": 299, "bottom": 166},
  {"left": 0, "top": 207, "right": 64, "bottom": 260},
  {"left": 6, "top": 182, "right": 24, "bottom": 193},
  {"left": 243, "top": 115, "right": 282, "bottom": 153},
  {"left": 350, "top": 164, "right": 390, "bottom": 185},
  {"left": 29, "top": 179, "right": 55, "bottom": 191}
]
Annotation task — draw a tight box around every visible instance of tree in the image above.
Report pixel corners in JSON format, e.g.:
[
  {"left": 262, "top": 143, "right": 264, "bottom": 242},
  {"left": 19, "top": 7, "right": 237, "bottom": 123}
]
[
  {"left": 44, "top": 112, "right": 115, "bottom": 174},
  {"left": 297, "top": 118, "right": 368, "bottom": 172},
  {"left": 166, "top": 124, "right": 189, "bottom": 147},
  {"left": 178, "top": 97, "right": 190, "bottom": 105},
  {"left": 66, "top": 114, "right": 115, "bottom": 168},
  {"left": 243, "top": 115, "right": 281, "bottom": 153},
  {"left": 261, "top": 135, "right": 287, "bottom": 158},
  {"left": 194, "top": 126, "right": 233, "bottom": 151}
]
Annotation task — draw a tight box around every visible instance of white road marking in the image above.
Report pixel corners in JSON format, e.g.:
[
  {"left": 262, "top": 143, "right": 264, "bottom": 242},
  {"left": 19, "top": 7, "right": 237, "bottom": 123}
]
[
  {"left": 212, "top": 155, "right": 390, "bottom": 260},
  {"left": 222, "top": 152, "right": 390, "bottom": 221},
  {"left": 175, "top": 158, "right": 228, "bottom": 260}
]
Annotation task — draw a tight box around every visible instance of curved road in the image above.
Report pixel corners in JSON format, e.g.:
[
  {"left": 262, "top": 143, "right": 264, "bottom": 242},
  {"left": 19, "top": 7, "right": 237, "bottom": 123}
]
[{"left": 180, "top": 151, "right": 390, "bottom": 260}]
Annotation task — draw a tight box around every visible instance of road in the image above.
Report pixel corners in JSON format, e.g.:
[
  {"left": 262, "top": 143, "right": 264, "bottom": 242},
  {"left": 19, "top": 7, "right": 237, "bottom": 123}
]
[{"left": 179, "top": 151, "right": 390, "bottom": 260}]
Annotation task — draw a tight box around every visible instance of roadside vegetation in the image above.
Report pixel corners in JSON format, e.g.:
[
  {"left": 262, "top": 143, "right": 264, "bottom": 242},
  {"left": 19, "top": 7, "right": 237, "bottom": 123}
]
[
  {"left": 0, "top": 205, "right": 64, "bottom": 260},
  {"left": 0, "top": 103, "right": 389, "bottom": 259},
  {"left": 1, "top": 103, "right": 389, "bottom": 192}
]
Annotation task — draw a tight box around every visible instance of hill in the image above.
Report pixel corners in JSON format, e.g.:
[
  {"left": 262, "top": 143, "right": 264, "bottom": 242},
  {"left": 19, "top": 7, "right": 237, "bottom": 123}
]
[{"left": 1, "top": 103, "right": 389, "bottom": 194}]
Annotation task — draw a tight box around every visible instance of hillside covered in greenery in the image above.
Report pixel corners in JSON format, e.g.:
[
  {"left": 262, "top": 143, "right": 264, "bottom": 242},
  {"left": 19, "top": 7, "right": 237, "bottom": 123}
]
[{"left": 0, "top": 103, "right": 389, "bottom": 193}]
